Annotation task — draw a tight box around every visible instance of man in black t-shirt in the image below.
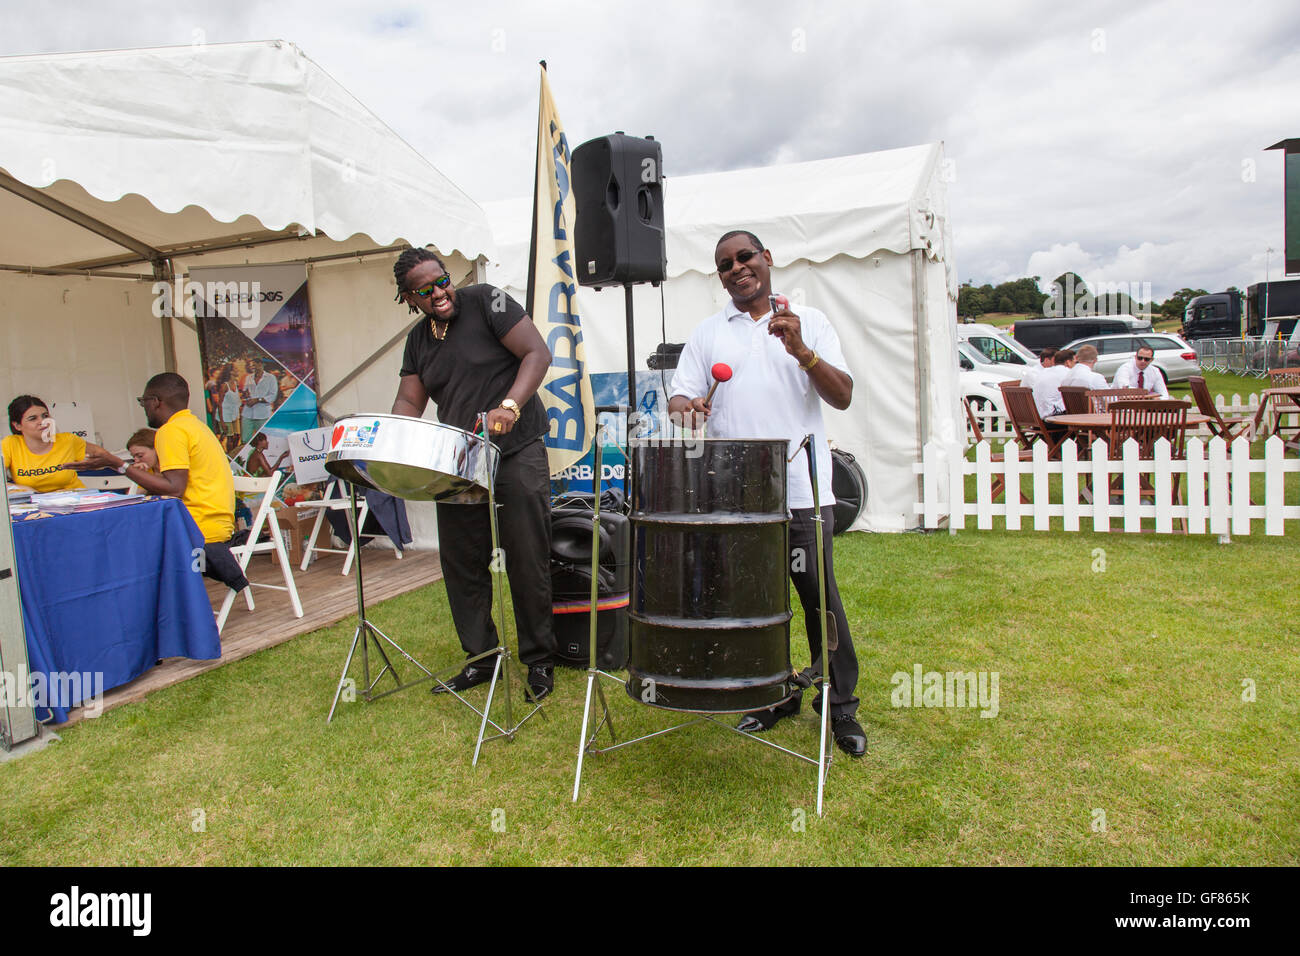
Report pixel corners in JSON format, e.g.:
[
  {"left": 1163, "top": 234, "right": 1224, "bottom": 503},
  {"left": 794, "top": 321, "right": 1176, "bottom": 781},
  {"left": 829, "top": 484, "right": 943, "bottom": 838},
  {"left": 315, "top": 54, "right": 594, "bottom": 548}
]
[{"left": 391, "top": 248, "right": 557, "bottom": 702}]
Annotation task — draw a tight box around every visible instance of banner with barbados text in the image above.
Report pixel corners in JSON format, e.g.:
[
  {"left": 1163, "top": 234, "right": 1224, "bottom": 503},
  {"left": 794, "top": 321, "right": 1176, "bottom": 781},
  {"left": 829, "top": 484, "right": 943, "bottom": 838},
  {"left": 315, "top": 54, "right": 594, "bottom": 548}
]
[
  {"left": 189, "top": 263, "right": 324, "bottom": 505},
  {"left": 527, "top": 64, "right": 595, "bottom": 477}
]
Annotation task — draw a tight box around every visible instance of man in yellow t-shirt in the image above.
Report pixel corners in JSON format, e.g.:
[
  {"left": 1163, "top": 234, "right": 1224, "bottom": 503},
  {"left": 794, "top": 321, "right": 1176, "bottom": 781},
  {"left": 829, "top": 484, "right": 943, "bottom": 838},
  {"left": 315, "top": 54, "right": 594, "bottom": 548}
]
[{"left": 71, "top": 373, "right": 248, "bottom": 594}]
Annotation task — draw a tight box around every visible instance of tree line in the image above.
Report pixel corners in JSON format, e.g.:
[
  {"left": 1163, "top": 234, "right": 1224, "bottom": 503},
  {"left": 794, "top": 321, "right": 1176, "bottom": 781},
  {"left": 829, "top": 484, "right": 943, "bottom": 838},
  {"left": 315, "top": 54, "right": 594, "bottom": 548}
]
[{"left": 958, "top": 273, "right": 1213, "bottom": 322}]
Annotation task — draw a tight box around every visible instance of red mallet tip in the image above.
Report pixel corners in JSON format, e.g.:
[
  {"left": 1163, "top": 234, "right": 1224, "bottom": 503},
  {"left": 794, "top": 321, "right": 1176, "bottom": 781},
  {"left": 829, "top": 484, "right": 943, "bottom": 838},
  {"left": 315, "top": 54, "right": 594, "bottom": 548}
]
[{"left": 711, "top": 362, "right": 733, "bottom": 382}]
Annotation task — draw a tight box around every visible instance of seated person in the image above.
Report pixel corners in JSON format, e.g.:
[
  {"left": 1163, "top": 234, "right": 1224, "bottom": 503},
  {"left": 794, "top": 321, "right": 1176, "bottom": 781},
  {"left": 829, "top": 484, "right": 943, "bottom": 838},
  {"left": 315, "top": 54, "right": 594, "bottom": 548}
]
[
  {"left": 1032, "top": 348, "right": 1075, "bottom": 417},
  {"left": 1061, "top": 344, "right": 1108, "bottom": 389},
  {"left": 126, "top": 428, "right": 159, "bottom": 474},
  {"left": 68, "top": 374, "right": 249, "bottom": 595},
  {"left": 1113, "top": 344, "right": 1169, "bottom": 397},
  {"left": 1019, "top": 347, "right": 1056, "bottom": 392},
  {"left": 4, "top": 394, "right": 117, "bottom": 493}
]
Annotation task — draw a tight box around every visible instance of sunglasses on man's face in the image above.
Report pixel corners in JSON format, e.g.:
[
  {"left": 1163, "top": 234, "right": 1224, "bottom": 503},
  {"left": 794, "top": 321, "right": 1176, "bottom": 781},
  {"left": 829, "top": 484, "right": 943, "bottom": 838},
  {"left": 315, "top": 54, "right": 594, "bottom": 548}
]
[
  {"left": 1136, "top": 355, "right": 1153, "bottom": 362},
  {"left": 716, "top": 248, "right": 763, "bottom": 274},
  {"left": 409, "top": 274, "right": 453, "bottom": 298}
]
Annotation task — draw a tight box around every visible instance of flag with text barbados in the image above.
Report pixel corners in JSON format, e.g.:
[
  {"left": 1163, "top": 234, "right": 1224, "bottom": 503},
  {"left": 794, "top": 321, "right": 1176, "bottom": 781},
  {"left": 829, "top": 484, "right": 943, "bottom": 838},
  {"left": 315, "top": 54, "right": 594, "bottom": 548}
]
[{"left": 527, "top": 64, "right": 594, "bottom": 475}]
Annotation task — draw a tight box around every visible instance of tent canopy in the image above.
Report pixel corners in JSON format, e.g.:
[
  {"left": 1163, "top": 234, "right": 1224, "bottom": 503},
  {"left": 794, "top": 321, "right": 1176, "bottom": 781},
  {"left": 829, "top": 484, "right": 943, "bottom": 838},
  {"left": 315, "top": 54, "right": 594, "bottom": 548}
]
[
  {"left": 489, "top": 144, "right": 952, "bottom": 287},
  {"left": 0, "top": 39, "right": 494, "bottom": 273}
]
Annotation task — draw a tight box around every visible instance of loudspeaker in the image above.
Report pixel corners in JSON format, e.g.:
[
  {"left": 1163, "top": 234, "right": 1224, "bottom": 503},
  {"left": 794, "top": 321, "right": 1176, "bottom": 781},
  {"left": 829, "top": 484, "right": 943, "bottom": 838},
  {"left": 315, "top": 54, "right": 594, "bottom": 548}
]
[
  {"left": 550, "top": 496, "right": 630, "bottom": 670},
  {"left": 571, "top": 132, "right": 666, "bottom": 287}
]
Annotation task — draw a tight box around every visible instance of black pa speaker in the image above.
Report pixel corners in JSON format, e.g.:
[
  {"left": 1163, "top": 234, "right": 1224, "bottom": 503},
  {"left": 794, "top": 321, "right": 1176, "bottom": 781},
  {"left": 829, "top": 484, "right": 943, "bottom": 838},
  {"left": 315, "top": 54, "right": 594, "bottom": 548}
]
[{"left": 571, "top": 132, "right": 666, "bottom": 287}]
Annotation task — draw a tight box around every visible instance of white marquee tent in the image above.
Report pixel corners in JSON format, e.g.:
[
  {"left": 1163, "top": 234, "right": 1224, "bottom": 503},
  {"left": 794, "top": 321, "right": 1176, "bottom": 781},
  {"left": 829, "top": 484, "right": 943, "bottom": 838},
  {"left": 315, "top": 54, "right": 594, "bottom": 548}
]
[
  {"left": 0, "top": 40, "right": 497, "bottom": 545},
  {"left": 485, "top": 145, "right": 961, "bottom": 531}
]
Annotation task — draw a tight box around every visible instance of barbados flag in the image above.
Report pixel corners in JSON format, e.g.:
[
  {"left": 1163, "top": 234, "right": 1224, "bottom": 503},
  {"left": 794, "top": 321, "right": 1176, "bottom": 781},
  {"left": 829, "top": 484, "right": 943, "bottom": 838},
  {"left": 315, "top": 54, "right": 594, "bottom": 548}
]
[{"left": 527, "top": 62, "right": 595, "bottom": 476}]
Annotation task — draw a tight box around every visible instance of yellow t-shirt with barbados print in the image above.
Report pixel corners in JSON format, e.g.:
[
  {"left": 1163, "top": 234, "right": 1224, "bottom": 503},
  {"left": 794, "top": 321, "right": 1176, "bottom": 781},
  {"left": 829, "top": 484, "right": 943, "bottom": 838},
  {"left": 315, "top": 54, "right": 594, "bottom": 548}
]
[
  {"left": 155, "top": 409, "right": 235, "bottom": 543},
  {"left": 2, "top": 432, "right": 87, "bottom": 492}
]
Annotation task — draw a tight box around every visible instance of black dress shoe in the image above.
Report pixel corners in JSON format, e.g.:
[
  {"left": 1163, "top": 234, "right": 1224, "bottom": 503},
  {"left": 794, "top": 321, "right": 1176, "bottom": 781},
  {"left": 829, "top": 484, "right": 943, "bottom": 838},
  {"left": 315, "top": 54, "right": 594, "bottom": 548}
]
[
  {"left": 831, "top": 714, "right": 867, "bottom": 758},
  {"left": 432, "top": 663, "right": 495, "bottom": 695},
  {"left": 525, "top": 663, "right": 554, "bottom": 703},
  {"left": 736, "top": 691, "right": 802, "bottom": 733}
]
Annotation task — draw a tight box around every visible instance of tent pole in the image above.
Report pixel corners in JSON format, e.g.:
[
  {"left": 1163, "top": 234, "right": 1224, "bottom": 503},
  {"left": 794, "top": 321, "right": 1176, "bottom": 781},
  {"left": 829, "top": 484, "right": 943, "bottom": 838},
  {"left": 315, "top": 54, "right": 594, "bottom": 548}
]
[{"left": 153, "top": 258, "right": 178, "bottom": 374}]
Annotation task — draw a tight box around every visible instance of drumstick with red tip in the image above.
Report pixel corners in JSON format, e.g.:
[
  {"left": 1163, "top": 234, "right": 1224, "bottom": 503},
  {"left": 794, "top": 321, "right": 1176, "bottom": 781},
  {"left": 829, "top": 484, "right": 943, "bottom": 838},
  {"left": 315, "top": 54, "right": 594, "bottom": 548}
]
[
  {"left": 704, "top": 362, "right": 733, "bottom": 406},
  {"left": 696, "top": 362, "right": 732, "bottom": 436}
]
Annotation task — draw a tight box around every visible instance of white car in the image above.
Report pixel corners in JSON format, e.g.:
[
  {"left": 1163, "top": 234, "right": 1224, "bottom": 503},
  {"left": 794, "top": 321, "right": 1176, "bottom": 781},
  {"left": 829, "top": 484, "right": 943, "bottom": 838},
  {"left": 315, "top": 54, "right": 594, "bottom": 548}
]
[
  {"left": 1062, "top": 332, "right": 1200, "bottom": 386},
  {"left": 958, "top": 323, "right": 1037, "bottom": 377},
  {"left": 959, "top": 350, "right": 1017, "bottom": 419}
]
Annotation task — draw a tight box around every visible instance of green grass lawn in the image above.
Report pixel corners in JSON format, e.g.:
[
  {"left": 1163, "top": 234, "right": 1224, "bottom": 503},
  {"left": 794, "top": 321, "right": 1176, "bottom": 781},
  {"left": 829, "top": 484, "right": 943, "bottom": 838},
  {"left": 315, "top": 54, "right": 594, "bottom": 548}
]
[{"left": 1, "top": 527, "right": 1295, "bottom": 866}]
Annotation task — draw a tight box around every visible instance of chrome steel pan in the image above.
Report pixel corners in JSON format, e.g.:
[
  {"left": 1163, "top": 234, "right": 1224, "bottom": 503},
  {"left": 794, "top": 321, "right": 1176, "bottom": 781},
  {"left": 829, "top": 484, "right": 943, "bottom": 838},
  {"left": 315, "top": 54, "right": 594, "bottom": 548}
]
[{"left": 325, "top": 414, "right": 499, "bottom": 503}]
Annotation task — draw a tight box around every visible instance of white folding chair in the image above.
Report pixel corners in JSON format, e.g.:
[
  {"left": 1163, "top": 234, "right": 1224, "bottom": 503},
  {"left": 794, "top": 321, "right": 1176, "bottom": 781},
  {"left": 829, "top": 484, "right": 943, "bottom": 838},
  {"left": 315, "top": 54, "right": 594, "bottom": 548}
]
[
  {"left": 82, "top": 474, "right": 142, "bottom": 494},
  {"left": 297, "top": 478, "right": 389, "bottom": 576},
  {"left": 216, "top": 471, "right": 304, "bottom": 633}
]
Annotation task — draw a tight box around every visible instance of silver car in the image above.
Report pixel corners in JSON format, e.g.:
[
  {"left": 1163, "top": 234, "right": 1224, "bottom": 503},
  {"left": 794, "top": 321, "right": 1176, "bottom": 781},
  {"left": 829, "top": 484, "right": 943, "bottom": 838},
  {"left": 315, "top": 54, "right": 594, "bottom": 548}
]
[{"left": 1062, "top": 332, "right": 1200, "bottom": 386}]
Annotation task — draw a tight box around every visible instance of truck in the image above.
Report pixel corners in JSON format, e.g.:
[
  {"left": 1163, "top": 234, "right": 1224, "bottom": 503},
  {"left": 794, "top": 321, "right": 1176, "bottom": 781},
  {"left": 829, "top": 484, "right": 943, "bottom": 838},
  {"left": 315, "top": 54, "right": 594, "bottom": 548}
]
[
  {"left": 1182, "top": 291, "right": 1242, "bottom": 339},
  {"left": 1246, "top": 279, "right": 1300, "bottom": 337}
]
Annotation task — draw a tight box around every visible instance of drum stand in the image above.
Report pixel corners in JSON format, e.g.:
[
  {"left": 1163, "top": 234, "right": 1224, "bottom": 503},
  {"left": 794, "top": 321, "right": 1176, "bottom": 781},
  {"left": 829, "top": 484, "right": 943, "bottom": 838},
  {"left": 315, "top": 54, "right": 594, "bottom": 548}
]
[
  {"left": 327, "top": 482, "right": 437, "bottom": 720},
  {"left": 327, "top": 416, "right": 546, "bottom": 764},
  {"left": 572, "top": 435, "right": 835, "bottom": 816}
]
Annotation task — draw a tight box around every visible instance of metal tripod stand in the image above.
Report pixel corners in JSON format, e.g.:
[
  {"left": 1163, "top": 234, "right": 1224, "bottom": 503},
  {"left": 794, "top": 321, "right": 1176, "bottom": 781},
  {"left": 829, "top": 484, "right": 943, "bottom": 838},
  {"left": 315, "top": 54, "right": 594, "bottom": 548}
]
[
  {"left": 572, "top": 434, "right": 834, "bottom": 816},
  {"left": 327, "top": 412, "right": 546, "bottom": 763}
]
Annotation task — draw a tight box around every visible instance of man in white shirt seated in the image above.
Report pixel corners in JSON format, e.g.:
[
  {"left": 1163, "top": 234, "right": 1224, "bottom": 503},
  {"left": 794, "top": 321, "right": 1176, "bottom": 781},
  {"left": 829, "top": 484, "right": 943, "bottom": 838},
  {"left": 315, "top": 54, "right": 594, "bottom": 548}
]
[
  {"left": 1112, "top": 344, "right": 1169, "bottom": 397},
  {"left": 1020, "top": 347, "right": 1056, "bottom": 392},
  {"left": 1062, "top": 344, "right": 1108, "bottom": 390},
  {"left": 1033, "top": 348, "right": 1074, "bottom": 417}
]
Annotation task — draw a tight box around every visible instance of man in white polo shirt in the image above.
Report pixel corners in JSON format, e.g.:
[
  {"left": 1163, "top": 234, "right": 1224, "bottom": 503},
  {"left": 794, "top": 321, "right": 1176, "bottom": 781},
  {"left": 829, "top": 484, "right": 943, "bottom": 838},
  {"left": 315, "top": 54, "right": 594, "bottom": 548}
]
[{"left": 668, "top": 230, "right": 865, "bottom": 758}]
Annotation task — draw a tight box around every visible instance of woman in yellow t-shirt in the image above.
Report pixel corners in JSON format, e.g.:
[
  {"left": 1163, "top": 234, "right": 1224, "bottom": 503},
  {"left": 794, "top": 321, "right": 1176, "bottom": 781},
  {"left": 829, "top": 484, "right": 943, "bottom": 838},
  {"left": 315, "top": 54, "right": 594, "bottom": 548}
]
[{"left": 4, "top": 395, "right": 112, "bottom": 493}]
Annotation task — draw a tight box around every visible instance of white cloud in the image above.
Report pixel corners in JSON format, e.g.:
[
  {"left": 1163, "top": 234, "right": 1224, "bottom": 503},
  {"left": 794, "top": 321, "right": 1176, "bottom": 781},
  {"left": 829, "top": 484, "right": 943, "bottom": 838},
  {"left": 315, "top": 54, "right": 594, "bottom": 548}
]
[{"left": 1, "top": 0, "right": 1294, "bottom": 301}]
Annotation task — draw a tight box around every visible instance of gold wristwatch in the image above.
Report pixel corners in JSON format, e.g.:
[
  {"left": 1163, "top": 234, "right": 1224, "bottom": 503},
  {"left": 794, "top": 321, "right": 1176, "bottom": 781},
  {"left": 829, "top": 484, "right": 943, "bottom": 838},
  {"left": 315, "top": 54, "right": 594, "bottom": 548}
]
[{"left": 499, "top": 398, "right": 521, "bottom": 422}]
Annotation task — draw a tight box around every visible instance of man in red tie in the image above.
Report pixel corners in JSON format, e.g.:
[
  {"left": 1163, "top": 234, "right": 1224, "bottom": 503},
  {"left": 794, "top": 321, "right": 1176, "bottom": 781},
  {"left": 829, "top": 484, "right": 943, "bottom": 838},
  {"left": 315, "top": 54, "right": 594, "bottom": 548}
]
[{"left": 1113, "top": 344, "right": 1169, "bottom": 397}]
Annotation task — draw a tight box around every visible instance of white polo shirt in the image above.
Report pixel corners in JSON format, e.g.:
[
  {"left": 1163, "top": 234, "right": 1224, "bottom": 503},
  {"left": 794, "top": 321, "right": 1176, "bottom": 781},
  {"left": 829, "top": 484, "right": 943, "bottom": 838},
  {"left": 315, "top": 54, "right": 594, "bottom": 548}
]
[
  {"left": 1062, "top": 363, "right": 1108, "bottom": 389},
  {"left": 670, "top": 297, "right": 851, "bottom": 510}
]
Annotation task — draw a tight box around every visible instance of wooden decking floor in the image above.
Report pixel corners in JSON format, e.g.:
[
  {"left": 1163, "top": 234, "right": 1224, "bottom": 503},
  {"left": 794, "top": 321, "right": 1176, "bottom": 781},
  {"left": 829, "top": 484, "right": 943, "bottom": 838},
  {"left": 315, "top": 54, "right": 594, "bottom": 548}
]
[{"left": 58, "top": 545, "right": 443, "bottom": 726}]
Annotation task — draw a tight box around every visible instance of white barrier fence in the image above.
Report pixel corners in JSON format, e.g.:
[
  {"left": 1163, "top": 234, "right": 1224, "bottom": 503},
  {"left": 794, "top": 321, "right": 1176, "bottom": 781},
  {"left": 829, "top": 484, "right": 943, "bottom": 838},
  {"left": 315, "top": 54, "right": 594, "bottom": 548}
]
[
  {"left": 1194, "top": 337, "right": 1296, "bottom": 377},
  {"left": 965, "top": 392, "right": 1271, "bottom": 445},
  {"left": 916, "top": 435, "right": 1299, "bottom": 536}
]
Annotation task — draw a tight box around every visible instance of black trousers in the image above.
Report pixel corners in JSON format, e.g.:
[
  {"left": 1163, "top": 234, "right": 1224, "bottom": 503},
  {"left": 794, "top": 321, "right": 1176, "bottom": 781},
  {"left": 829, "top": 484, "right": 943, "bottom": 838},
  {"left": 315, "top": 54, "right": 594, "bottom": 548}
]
[
  {"left": 203, "top": 538, "right": 249, "bottom": 592},
  {"left": 788, "top": 505, "right": 859, "bottom": 718},
  {"left": 435, "top": 438, "right": 556, "bottom": 667}
]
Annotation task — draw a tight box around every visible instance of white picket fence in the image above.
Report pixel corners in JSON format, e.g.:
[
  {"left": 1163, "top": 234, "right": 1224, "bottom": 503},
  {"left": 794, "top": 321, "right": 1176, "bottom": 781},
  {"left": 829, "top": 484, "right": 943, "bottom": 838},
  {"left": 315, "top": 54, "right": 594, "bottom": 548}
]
[
  {"left": 916, "top": 435, "right": 1299, "bottom": 536},
  {"left": 965, "top": 392, "right": 1274, "bottom": 444}
]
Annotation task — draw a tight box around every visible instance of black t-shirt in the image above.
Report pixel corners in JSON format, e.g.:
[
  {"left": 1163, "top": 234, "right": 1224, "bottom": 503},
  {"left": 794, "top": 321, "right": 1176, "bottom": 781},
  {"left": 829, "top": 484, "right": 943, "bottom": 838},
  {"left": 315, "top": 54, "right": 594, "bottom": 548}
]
[{"left": 399, "top": 283, "right": 547, "bottom": 456}]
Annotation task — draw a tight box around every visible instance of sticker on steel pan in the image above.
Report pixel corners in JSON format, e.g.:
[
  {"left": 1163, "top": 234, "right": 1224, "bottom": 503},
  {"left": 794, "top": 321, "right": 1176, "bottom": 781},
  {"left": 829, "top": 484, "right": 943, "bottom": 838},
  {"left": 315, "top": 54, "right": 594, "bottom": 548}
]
[{"left": 331, "top": 420, "right": 383, "bottom": 450}]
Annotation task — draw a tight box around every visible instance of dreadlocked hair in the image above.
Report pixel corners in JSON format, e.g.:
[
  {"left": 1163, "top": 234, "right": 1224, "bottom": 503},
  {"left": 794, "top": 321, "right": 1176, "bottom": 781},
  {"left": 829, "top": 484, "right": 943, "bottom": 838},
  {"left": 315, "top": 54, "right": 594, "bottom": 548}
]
[{"left": 393, "top": 248, "right": 447, "bottom": 313}]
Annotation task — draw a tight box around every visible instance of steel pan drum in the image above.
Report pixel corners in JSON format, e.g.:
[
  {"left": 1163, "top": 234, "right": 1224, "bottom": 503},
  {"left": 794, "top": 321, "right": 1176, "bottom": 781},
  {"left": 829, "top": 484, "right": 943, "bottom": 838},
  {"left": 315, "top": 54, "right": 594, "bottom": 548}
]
[
  {"left": 325, "top": 414, "right": 499, "bottom": 503},
  {"left": 626, "top": 439, "right": 794, "bottom": 713}
]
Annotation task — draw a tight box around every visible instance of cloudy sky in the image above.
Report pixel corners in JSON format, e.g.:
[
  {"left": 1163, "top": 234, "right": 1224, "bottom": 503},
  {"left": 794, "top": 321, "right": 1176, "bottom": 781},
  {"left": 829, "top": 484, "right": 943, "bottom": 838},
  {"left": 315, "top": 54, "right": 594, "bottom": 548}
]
[{"left": 2, "top": 0, "right": 1296, "bottom": 300}]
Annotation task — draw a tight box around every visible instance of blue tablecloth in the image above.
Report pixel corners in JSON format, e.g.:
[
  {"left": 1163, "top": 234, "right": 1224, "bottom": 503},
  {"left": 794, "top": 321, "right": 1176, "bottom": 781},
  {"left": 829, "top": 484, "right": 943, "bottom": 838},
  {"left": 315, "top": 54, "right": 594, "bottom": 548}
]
[{"left": 12, "top": 497, "right": 222, "bottom": 723}]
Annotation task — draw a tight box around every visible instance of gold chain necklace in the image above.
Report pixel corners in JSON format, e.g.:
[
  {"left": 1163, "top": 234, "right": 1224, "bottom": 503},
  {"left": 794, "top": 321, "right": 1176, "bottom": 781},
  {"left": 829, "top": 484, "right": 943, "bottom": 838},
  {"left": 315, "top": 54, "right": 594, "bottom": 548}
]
[{"left": 430, "top": 316, "right": 450, "bottom": 340}]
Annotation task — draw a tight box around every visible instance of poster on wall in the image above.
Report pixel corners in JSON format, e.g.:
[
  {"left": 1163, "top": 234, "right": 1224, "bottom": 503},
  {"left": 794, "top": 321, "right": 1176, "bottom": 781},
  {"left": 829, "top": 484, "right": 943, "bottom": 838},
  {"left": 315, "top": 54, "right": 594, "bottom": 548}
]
[
  {"left": 549, "top": 371, "right": 674, "bottom": 498},
  {"left": 189, "top": 263, "right": 324, "bottom": 505}
]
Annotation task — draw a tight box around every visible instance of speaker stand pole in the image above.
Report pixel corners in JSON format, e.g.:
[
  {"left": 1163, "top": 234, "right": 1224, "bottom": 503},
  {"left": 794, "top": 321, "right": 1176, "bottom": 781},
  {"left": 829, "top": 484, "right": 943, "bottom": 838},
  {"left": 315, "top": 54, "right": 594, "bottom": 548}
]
[
  {"left": 573, "top": 437, "right": 618, "bottom": 801},
  {"left": 624, "top": 282, "right": 637, "bottom": 498}
]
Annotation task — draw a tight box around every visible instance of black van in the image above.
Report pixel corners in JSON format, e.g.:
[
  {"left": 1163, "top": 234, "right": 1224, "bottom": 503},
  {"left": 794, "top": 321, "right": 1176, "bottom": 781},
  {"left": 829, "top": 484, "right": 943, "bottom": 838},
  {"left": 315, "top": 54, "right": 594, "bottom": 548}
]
[{"left": 1012, "top": 316, "right": 1152, "bottom": 354}]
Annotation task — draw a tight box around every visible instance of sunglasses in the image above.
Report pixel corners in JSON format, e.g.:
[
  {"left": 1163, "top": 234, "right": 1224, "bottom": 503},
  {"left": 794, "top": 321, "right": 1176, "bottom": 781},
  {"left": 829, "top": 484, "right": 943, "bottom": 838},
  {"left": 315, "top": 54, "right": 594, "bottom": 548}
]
[
  {"left": 409, "top": 274, "right": 453, "bottom": 298},
  {"left": 716, "top": 248, "right": 763, "bottom": 274},
  {"left": 1135, "top": 355, "right": 1153, "bottom": 362},
  {"left": 136, "top": 395, "right": 158, "bottom": 406}
]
